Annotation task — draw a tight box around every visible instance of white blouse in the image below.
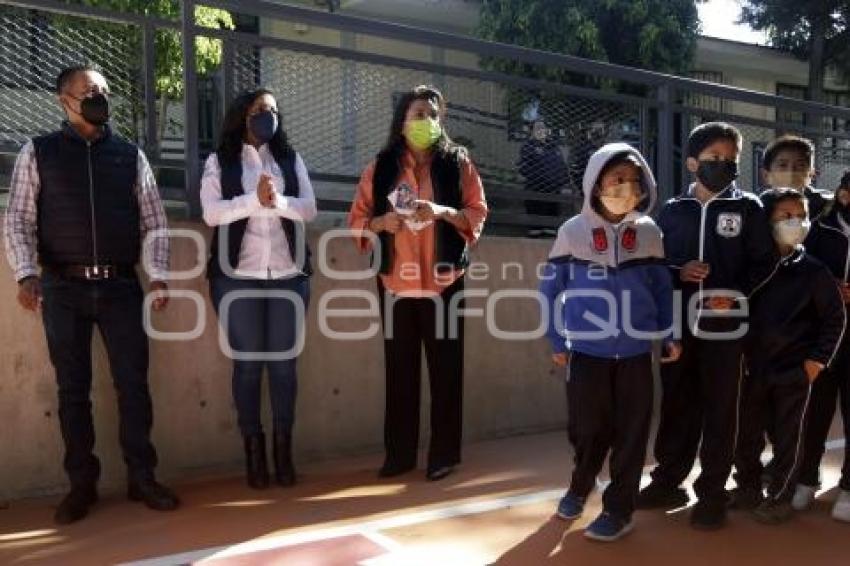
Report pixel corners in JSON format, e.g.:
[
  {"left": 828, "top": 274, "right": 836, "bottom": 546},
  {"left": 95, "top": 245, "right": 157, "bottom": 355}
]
[{"left": 201, "top": 144, "right": 317, "bottom": 279}]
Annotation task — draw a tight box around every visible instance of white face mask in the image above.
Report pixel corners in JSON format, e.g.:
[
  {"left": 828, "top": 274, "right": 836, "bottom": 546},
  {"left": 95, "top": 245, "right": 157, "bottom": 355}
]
[
  {"left": 599, "top": 182, "right": 641, "bottom": 216},
  {"left": 773, "top": 218, "right": 810, "bottom": 248},
  {"left": 767, "top": 170, "right": 810, "bottom": 191}
]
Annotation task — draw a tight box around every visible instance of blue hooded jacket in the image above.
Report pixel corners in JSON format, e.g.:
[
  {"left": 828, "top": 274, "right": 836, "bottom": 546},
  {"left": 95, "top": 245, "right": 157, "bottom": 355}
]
[{"left": 539, "top": 143, "right": 674, "bottom": 359}]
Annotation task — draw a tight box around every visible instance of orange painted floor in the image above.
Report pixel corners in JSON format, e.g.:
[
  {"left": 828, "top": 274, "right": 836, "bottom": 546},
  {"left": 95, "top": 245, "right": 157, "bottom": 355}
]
[{"left": 0, "top": 431, "right": 848, "bottom": 566}]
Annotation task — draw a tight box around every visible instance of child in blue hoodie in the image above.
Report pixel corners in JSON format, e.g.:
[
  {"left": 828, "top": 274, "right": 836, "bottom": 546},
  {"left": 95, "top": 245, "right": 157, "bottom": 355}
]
[{"left": 540, "top": 143, "right": 680, "bottom": 542}]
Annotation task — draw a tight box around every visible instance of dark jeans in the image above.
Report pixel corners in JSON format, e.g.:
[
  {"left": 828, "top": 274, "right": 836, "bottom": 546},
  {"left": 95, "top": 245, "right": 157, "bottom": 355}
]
[
  {"left": 377, "top": 277, "right": 464, "bottom": 470},
  {"left": 651, "top": 326, "right": 745, "bottom": 504},
  {"left": 210, "top": 275, "right": 310, "bottom": 437},
  {"left": 41, "top": 271, "right": 157, "bottom": 488},
  {"left": 798, "top": 336, "right": 850, "bottom": 491},
  {"left": 566, "top": 352, "right": 654, "bottom": 519}
]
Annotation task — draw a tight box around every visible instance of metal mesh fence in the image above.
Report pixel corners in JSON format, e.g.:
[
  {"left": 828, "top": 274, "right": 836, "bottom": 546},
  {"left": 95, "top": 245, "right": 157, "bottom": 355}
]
[
  {"left": 229, "top": 44, "right": 641, "bottom": 228},
  {"left": 2, "top": 1, "right": 850, "bottom": 229},
  {"left": 0, "top": 5, "right": 142, "bottom": 150}
]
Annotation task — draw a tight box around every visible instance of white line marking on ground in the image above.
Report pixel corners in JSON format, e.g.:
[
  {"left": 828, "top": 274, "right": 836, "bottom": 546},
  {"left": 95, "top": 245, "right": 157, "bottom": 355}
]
[
  {"left": 121, "top": 489, "right": 565, "bottom": 566},
  {"left": 122, "top": 439, "right": 847, "bottom": 566}
]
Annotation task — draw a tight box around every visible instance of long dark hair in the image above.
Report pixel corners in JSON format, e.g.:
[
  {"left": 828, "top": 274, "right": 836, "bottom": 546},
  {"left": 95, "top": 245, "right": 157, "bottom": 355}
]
[
  {"left": 379, "top": 85, "right": 456, "bottom": 160},
  {"left": 217, "top": 88, "right": 294, "bottom": 166}
]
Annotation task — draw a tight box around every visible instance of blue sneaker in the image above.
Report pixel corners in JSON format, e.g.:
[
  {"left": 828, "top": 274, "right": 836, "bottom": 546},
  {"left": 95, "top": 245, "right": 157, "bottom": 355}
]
[
  {"left": 584, "top": 511, "right": 634, "bottom": 542},
  {"left": 556, "top": 492, "right": 585, "bottom": 520}
]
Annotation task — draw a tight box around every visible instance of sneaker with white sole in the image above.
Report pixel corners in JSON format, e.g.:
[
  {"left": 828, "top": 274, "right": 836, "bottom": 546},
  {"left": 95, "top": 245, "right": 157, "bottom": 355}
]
[
  {"left": 832, "top": 490, "right": 850, "bottom": 522},
  {"left": 555, "top": 492, "right": 585, "bottom": 520},
  {"left": 584, "top": 511, "right": 634, "bottom": 542},
  {"left": 791, "top": 484, "right": 817, "bottom": 511}
]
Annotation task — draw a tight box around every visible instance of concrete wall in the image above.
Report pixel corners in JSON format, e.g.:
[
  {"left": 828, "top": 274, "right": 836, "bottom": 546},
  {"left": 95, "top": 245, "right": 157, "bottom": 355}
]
[{"left": 0, "top": 219, "right": 566, "bottom": 500}]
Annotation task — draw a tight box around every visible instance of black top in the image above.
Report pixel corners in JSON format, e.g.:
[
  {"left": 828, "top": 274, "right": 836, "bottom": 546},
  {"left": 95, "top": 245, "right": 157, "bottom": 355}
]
[
  {"left": 748, "top": 248, "right": 845, "bottom": 381},
  {"left": 657, "top": 184, "right": 778, "bottom": 301},
  {"left": 33, "top": 122, "right": 140, "bottom": 267}
]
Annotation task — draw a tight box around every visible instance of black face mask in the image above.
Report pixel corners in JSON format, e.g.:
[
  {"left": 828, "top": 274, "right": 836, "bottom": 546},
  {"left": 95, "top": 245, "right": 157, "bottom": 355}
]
[
  {"left": 248, "top": 111, "right": 278, "bottom": 145},
  {"left": 696, "top": 159, "right": 738, "bottom": 193},
  {"left": 69, "top": 93, "right": 110, "bottom": 126}
]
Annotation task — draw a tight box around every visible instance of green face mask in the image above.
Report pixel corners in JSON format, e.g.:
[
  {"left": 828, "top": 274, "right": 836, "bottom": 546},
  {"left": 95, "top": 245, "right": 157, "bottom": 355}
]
[{"left": 404, "top": 118, "right": 442, "bottom": 151}]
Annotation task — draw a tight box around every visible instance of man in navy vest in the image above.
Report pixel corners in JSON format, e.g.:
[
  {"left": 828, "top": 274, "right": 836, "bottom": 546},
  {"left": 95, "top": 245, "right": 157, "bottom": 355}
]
[{"left": 3, "top": 65, "right": 179, "bottom": 524}]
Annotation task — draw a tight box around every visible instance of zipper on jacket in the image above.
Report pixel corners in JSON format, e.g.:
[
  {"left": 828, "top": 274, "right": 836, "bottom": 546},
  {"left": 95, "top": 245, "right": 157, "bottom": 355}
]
[
  {"left": 87, "top": 141, "right": 99, "bottom": 266},
  {"left": 693, "top": 198, "right": 713, "bottom": 334},
  {"left": 844, "top": 237, "right": 850, "bottom": 282},
  {"left": 612, "top": 223, "right": 622, "bottom": 359}
]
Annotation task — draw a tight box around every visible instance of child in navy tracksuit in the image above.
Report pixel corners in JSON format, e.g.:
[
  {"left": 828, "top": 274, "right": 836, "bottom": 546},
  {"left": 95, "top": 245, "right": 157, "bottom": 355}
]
[
  {"left": 540, "top": 143, "right": 678, "bottom": 542},
  {"left": 639, "top": 122, "right": 777, "bottom": 530},
  {"left": 732, "top": 188, "right": 845, "bottom": 524},
  {"left": 793, "top": 175, "right": 850, "bottom": 522}
]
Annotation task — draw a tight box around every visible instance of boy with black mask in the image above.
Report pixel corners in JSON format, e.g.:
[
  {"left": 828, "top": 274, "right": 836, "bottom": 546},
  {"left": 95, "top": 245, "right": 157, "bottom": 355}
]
[
  {"left": 637, "top": 122, "right": 778, "bottom": 530},
  {"left": 792, "top": 171, "right": 850, "bottom": 522},
  {"left": 731, "top": 189, "right": 845, "bottom": 524}
]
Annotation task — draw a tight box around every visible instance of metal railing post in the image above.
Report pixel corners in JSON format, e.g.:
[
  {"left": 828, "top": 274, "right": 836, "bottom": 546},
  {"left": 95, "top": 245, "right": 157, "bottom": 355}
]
[
  {"left": 221, "top": 38, "right": 235, "bottom": 111},
  {"left": 657, "top": 84, "right": 675, "bottom": 203},
  {"left": 182, "top": 0, "right": 201, "bottom": 217},
  {"left": 142, "top": 22, "right": 158, "bottom": 159}
]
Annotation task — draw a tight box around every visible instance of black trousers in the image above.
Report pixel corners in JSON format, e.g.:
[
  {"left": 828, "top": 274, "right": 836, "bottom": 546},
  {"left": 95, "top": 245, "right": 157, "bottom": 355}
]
[
  {"left": 798, "top": 337, "right": 850, "bottom": 491},
  {"left": 734, "top": 372, "right": 812, "bottom": 502},
  {"left": 651, "top": 327, "right": 744, "bottom": 503},
  {"left": 378, "top": 277, "right": 464, "bottom": 470},
  {"left": 40, "top": 271, "right": 158, "bottom": 489},
  {"left": 566, "top": 352, "right": 653, "bottom": 519}
]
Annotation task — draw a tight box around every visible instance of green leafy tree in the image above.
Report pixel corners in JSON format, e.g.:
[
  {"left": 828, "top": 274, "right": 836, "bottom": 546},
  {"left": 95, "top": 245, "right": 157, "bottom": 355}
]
[
  {"left": 476, "top": 0, "right": 702, "bottom": 170},
  {"left": 740, "top": 1, "right": 850, "bottom": 103},
  {"left": 477, "top": 0, "right": 701, "bottom": 79}
]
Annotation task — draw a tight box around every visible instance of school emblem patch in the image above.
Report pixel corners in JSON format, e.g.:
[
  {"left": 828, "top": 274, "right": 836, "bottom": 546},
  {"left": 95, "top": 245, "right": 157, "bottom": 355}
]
[
  {"left": 716, "top": 212, "right": 742, "bottom": 238},
  {"left": 622, "top": 227, "right": 637, "bottom": 252},
  {"left": 592, "top": 228, "right": 608, "bottom": 253}
]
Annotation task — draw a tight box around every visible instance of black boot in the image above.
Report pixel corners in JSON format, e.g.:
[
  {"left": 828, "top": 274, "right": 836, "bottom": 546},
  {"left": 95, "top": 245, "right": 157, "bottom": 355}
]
[
  {"left": 273, "top": 430, "right": 296, "bottom": 487},
  {"left": 128, "top": 479, "right": 180, "bottom": 511},
  {"left": 54, "top": 485, "right": 98, "bottom": 525},
  {"left": 244, "top": 433, "right": 270, "bottom": 490}
]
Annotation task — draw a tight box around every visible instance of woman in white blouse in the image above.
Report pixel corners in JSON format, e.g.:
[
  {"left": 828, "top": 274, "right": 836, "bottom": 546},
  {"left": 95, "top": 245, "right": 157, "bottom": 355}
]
[{"left": 201, "top": 89, "right": 316, "bottom": 490}]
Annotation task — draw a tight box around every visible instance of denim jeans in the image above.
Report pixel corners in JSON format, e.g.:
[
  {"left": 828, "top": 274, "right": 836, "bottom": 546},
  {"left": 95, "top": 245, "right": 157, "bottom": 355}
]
[
  {"left": 41, "top": 271, "right": 157, "bottom": 488},
  {"left": 210, "top": 275, "right": 310, "bottom": 436}
]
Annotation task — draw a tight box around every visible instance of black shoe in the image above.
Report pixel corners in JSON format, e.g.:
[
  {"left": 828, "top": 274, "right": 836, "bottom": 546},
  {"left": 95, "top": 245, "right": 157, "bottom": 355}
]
[
  {"left": 728, "top": 486, "right": 764, "bottom": 510},
  {"left": 690, "top": 500, "right": 727, "bottom": 530},
  {"left": 54, "top": 486, "right": 98, "bottom": 525},
  {"left": 273, "top": 430, "right": 296, "bottom": 487},
  {"left": 752, "top": 499, "right": 794, "bottom": 525},
  {"left": 127, "top": 479, "right": 180, "bottom": 511},
  {"left": 636, "top": 482, "right": 690, "bottom": 510},
  {"left": 244, "top": 433, "right": 270, "bottom": 490},
  {"left": 378, "top": 460, "right": 416, "bottom": 478},
  {"left": 426, "top": 465, "right": 455, "bottom": 481}
]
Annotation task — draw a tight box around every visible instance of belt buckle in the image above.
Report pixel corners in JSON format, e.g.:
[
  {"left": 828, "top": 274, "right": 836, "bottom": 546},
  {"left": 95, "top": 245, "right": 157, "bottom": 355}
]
[{"left": 84, "top": 265, "right": 108, "bottom": 280}]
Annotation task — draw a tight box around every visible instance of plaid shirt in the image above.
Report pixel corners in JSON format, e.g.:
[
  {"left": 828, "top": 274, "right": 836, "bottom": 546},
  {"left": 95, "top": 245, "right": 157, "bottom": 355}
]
[{"left": 3, "top": 134, "right": 170, "bottom": 282}]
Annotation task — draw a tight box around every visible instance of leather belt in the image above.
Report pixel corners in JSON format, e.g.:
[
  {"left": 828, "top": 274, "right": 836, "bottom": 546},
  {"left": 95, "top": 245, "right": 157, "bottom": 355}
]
[{"left": 45, "top": 264, "right": 136, "bottom": 281}]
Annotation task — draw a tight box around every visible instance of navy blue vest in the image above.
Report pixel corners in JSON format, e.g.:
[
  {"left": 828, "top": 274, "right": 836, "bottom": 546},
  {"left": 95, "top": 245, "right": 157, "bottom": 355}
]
[
  {"left": 33, "top": 123, "right": 140, "bottom": 267},
  {"left": 207, "top": 149, "right": 312, "bottom": 278}
]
